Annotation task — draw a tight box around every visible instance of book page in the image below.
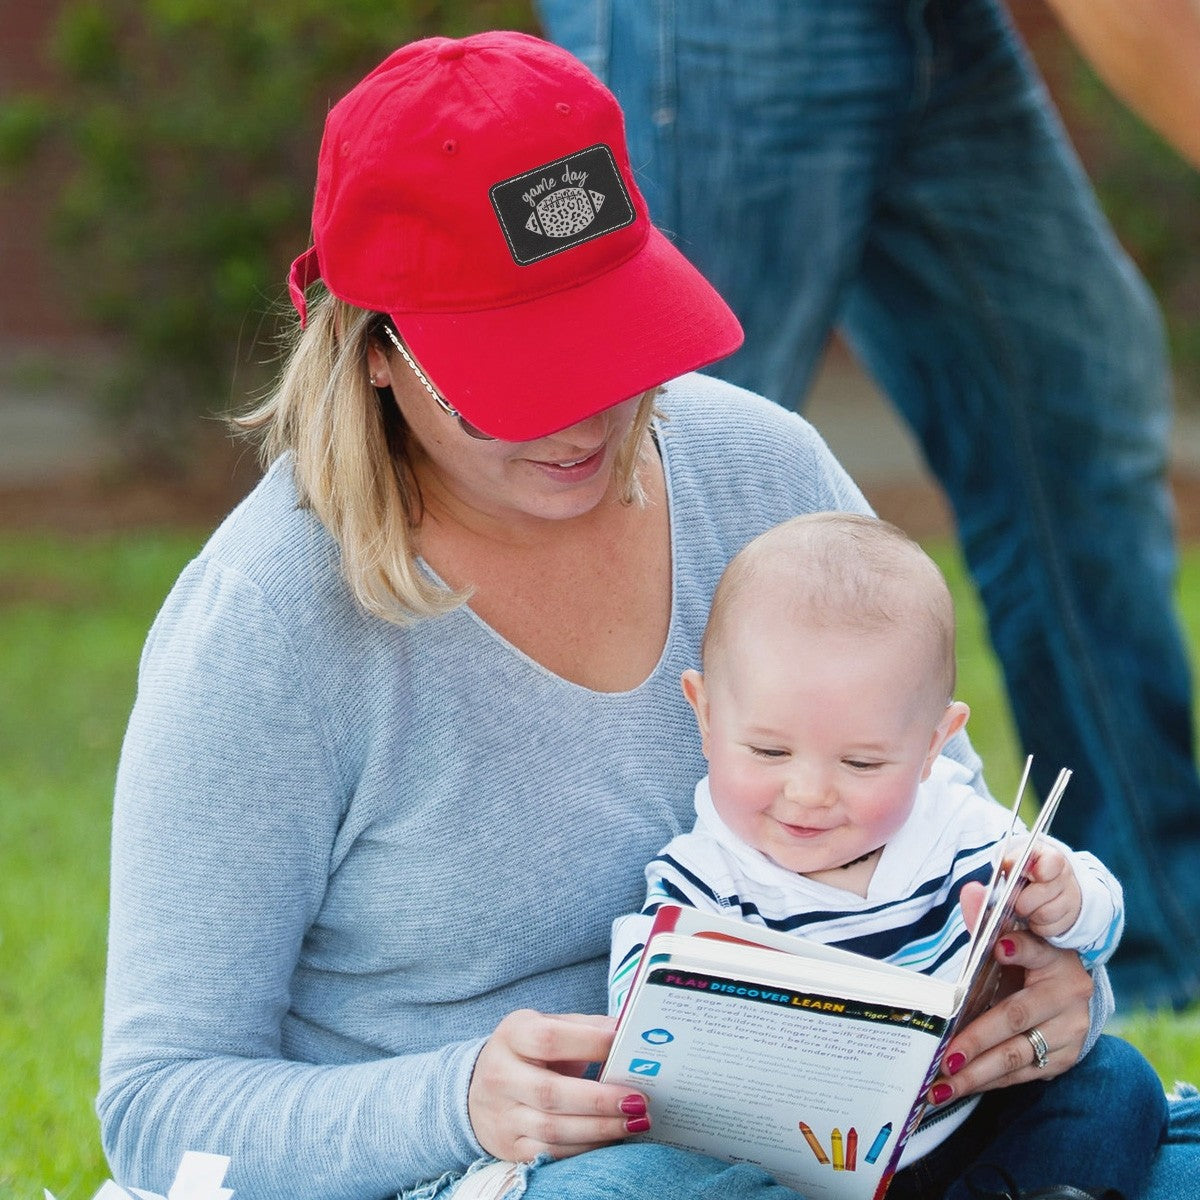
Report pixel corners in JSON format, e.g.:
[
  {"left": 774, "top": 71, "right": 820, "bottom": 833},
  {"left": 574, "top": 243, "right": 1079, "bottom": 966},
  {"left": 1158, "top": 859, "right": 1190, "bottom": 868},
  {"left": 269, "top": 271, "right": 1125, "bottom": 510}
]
[
  {"left": 952, "top": 765, "right": 1072, "bottom": 1029},
  {"left": 603, "top": 965, "right": 947, "bottom": 1200}
]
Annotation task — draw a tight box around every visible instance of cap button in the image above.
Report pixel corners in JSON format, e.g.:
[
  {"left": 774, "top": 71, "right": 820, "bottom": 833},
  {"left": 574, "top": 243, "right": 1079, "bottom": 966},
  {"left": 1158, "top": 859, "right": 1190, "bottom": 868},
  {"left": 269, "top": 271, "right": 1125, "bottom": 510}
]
[{"left": 437, "top": 43, "right": 466, "bottom": 61}]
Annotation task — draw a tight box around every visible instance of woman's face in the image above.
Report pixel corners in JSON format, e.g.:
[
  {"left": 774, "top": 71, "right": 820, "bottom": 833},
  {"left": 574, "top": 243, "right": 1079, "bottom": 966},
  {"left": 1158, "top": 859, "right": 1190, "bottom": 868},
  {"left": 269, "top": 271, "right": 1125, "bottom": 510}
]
[{"left": 372, "top": 339, "right": 643, "bottom": 530}]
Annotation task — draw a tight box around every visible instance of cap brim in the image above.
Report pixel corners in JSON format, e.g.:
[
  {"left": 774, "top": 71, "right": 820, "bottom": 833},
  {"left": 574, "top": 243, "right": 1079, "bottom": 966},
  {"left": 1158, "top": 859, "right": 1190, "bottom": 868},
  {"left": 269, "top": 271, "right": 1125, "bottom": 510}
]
[{"left": 393, "top": 229, "right": 744, "bottom": 441}]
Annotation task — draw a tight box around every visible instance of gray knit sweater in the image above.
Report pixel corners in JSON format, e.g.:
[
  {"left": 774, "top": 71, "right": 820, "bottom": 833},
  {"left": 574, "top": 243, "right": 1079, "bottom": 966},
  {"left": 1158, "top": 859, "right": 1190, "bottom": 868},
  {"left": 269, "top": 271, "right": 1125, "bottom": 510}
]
[{"left": 100, "top": 373, "right": 978, "bottom": 1198}]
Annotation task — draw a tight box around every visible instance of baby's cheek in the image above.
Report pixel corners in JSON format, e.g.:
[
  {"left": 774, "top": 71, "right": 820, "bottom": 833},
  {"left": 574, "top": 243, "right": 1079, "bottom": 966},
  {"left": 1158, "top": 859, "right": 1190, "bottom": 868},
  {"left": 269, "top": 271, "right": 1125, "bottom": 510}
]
[{"left": 862, "top": 784, "right": 917, "bottom": 839}]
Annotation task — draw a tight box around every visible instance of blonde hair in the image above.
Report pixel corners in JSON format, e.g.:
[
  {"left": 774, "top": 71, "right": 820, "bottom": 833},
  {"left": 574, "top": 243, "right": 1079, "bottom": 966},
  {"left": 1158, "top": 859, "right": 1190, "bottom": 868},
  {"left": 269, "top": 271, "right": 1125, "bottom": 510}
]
[
  {"left": 235, "top": 291, "right": 658, "bottom": 625},
  {"left": 704, "top": 513, "right": 958, "bottom": 701}
]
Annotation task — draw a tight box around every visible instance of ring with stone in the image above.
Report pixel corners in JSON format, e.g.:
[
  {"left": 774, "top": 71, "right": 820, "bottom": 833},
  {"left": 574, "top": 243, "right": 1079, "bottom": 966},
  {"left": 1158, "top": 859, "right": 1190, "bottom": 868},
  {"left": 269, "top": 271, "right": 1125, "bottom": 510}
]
[{"left": 1024, "top": 1026, "right": 1050, "bottom": 1069}]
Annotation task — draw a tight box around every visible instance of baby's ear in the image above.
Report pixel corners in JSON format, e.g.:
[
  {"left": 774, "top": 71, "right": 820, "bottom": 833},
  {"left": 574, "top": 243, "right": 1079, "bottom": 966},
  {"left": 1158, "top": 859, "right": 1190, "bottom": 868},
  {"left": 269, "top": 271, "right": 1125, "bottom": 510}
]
[
  {"left": 681, "top": 669, "right": 712, "bottom": 757},
  {"left": 923, "top": 700, "right": 970, "bottom": 779}
]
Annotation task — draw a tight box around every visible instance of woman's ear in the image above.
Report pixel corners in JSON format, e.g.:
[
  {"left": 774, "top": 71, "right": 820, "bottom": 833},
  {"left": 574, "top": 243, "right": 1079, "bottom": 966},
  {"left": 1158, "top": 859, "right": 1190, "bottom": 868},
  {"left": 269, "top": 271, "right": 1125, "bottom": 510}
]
[
  {"left": 366, "top": 340, "right": 393, "bottom": 390},
  {"left": 681, "top": 668, "right": 712, "bottom": 758},
  {"left": 922, "top": 700, "right": 970, "bottom": 780}
]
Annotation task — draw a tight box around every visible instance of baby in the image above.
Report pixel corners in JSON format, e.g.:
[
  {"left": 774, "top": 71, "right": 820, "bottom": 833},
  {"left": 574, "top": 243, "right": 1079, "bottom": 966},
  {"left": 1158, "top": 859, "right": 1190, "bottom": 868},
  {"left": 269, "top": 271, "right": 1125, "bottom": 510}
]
[{"left": 610, "top": 512, "right": 1163, "bottom": 1199}]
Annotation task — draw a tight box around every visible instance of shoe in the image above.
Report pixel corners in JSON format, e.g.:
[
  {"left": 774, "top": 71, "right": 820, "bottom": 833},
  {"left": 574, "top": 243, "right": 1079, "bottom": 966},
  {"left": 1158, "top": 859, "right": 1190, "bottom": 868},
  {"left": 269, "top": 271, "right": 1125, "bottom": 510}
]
[{"left": 964, "top": 1165, "right": 1123, "bottom": 1200}]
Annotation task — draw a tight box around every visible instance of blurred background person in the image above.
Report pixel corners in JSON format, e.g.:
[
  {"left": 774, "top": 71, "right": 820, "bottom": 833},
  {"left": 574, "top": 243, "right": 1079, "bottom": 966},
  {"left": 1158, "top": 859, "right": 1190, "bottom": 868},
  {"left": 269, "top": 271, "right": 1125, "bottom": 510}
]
[{"left": 536, "top": 0, "right": 1200, "bottom": 1011}]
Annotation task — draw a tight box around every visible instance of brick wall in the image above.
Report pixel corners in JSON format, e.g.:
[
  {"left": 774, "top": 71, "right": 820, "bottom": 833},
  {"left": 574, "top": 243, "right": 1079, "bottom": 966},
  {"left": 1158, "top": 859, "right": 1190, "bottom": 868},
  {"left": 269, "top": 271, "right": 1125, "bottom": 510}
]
[{"left": 1, "top": 1, "right": 72, "bottom": 343}]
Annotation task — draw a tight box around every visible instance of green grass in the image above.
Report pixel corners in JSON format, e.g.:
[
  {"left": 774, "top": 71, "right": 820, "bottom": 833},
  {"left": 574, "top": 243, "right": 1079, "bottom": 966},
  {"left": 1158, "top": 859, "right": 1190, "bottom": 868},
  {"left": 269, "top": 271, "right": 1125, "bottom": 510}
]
[
  {"left": 1, "top": 532, "right": 1197, "bottom": 1197},
  {"left": 0, "top": 533, "right": 203, "bottom": 1198},
  {"left": 928, "top": 542, "right": 1200, "bottom": 1094}
]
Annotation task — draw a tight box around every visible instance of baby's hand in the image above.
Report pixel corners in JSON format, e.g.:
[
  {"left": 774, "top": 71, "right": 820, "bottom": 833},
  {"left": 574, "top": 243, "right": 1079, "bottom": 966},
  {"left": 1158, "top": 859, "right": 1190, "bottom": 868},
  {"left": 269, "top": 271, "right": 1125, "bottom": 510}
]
[{"left": 1012, "top": 843, "right": 1082, "bottom": 939}]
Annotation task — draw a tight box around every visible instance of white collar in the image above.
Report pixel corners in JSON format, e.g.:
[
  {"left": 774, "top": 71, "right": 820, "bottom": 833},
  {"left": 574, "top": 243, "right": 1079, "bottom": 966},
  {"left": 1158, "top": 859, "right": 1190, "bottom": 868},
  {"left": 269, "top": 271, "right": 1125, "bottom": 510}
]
[{"left": 689, "top": 765, "right": 968, "bottom": 903}]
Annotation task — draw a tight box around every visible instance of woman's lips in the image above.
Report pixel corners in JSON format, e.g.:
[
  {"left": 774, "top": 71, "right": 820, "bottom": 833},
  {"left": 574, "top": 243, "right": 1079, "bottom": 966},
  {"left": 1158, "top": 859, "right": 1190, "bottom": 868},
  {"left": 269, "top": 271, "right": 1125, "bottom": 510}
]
[{"left": 528, "top": 446, "right": 606, "bottom": 482}]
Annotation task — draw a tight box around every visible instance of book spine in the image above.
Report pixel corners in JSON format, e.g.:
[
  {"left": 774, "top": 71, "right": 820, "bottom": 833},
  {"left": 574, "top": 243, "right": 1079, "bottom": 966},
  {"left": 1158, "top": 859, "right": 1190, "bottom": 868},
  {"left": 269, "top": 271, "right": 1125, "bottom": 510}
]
[
  {"left": 610, "top": 906, "right": 686, "bottom": 1030},
  {"left": 870, "top": 1026, "right": 955, "bottom": 1198}
]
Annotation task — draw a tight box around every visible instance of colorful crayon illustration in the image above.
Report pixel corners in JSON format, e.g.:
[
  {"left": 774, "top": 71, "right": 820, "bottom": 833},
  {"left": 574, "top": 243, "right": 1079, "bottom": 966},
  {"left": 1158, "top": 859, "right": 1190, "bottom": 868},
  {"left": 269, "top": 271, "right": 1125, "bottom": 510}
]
[
  {"left": 846, "top": 1127, "right": 858, "bottom": 1172},
  {"left": 798, "top": 1121, "right": 830, "bottom": 1165},
  {"left": 831, "top": 1127, "right": 844, "bottom": 1171},
  {"left": 865, "top": 1120, "right": 893, "bottom": 1164}
]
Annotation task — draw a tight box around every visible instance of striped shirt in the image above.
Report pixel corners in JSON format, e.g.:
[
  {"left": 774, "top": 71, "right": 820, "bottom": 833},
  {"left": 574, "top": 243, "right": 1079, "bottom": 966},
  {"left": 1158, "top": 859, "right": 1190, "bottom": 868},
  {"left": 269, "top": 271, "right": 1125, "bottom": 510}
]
[{"left": 611, "top": 757, "right": 1123, "bottom": 1011}]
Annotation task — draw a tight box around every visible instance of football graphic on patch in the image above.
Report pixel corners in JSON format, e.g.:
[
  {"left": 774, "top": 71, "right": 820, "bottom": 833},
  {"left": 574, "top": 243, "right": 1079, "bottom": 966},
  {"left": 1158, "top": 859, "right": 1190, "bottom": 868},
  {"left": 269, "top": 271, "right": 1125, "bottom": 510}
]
[
  {"left": 525, "top": 187, "right": 607, "bottom": 238},
  {"left": 491, "top": 144, "right": 635, "bottom": 265}
]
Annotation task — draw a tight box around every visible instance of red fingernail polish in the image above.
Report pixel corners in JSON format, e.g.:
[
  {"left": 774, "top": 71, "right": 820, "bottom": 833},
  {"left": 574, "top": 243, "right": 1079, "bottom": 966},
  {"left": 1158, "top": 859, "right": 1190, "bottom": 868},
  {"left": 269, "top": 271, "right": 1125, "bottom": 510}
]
[
  {"left": 1000, "top": 938, "right": 1016, "bottom": 957},
  {"left": 619, "top": 1095, "right": 647, "bottom": 1116},
  {"left": 625, "top": 1116, "right": 651, "bottom": 1134},
  {"left": 945, "top": 1052, "right": 966, "bottom": 1075},
  {"left": 931, "top": 1083, "right": 953, "bottom": 1105}
]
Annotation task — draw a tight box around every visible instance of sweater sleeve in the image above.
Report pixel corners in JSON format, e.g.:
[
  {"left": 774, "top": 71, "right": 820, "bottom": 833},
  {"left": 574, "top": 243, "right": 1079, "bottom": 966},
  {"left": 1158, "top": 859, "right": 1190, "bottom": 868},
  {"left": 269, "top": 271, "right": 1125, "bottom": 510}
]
[{"left": 98, "top": 558, "right": 484, "bottom": 1200}]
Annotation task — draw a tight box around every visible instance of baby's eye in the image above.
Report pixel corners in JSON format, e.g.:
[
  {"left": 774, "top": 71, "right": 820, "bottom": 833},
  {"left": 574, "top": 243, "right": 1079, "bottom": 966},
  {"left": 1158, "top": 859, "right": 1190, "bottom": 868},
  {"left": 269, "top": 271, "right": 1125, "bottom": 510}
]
[
  {"left": 844, "top": 758, "right": 883, "bottom": 771},
  {"left": 749, "top": 746, "right": 788, "bottom": 759}
]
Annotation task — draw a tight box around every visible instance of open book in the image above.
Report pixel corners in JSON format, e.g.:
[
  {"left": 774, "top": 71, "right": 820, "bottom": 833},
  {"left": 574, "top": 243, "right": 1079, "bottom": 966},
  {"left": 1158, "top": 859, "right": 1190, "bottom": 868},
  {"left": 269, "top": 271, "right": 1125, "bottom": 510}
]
[{"left": 599, "top": 759, "right": 1070, "bottom": 1200}]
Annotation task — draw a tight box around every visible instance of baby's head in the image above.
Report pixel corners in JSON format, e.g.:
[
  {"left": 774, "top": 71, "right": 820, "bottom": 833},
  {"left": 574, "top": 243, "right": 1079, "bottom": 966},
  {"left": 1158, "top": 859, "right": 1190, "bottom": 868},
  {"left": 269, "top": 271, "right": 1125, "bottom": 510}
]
[
  {"left": 684, "top": 513, "right": 969, "bottom": 883},
  {"left": 703, "top": 513, "right": 958, "bottom": 700}
]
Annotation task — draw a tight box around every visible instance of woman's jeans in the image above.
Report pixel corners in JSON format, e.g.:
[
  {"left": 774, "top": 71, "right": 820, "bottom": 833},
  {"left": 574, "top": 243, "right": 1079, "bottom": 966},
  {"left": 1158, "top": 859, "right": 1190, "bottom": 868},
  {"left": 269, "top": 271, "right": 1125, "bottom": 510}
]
[
  {"left": 507, "top": 1038, "right": 1171, "bottom": 1199},
  {"left": 888, "top": 1036, "right": 1166, "bottom": 1199},
  {"left": 1141, "top": 1082, "right": 1200, "bottom": 1198},
  {"left": 535, "top": 0, "right": 1200, "bottom": 1011}
]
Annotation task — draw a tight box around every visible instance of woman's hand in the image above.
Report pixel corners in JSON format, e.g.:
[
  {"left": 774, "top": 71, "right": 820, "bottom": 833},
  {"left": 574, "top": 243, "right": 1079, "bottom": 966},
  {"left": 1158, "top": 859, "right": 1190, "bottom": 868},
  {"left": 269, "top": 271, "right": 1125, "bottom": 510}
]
[
  {"left": 468, "top": 1009, "right": 650, "bottom": 1162},
  {"left": 928, "top": 890, "right": 1094, "bottom": 1108}
]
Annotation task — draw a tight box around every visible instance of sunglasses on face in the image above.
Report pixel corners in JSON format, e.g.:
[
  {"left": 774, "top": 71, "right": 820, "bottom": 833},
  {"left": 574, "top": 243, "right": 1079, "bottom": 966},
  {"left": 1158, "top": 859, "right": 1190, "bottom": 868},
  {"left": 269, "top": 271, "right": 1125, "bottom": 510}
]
[{"left": 379, "top": 324, "right": 496, "bottom": 440}]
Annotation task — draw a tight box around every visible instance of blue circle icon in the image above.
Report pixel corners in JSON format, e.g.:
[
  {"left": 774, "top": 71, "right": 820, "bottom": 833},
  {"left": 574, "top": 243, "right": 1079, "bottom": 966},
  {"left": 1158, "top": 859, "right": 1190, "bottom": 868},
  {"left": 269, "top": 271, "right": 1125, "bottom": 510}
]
[{"left": 641, "top": 1027, "right": 674, "bottom": 1045}]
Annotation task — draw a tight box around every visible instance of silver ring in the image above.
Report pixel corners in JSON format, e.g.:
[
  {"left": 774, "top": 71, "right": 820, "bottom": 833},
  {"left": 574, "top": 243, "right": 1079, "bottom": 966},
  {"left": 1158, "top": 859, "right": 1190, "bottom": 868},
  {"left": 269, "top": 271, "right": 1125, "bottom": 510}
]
[{"left": 1024, "top": 1026, "right": 1050, "bottom": 1070}]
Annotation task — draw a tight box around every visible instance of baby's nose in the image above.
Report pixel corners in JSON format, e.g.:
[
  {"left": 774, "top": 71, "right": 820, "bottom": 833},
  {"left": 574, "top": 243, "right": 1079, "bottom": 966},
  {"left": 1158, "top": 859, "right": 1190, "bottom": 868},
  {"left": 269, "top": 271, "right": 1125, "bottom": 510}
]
[{"left": 781, "top": 764, "right": 835, "bottom": 808}]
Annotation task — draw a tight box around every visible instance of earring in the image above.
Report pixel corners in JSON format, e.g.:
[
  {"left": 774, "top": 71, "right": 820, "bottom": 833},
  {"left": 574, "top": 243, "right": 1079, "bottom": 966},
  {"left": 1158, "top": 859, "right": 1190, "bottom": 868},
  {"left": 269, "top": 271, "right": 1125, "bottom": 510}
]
[{"left": 369, "top": 374, "right": 379, "bottom": 387}]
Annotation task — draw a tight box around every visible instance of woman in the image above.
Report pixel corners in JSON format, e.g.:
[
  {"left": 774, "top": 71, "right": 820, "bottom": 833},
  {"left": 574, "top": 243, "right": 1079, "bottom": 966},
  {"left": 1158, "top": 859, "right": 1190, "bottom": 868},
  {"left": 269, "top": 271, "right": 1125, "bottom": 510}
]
[{"left": 99, "top": 31, "right": 1172, "bottom": 1200}]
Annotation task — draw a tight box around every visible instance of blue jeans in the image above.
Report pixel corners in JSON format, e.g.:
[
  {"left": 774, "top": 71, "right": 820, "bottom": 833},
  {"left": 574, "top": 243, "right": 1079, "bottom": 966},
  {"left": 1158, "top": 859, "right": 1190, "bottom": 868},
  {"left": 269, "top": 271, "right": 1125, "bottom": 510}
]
[
  {"left": 889, "top": 1036, "right": 1166, "bottom": 1198},
  {"left": 1138, "top": 1083, "right": 1200, "bottom": 1199},
  {"left": 503, "top": 1039, "right": 1169, "bottom": 1198},
  {"left": 536, "top": 0, "right": 1200, "bottom": 1011}
]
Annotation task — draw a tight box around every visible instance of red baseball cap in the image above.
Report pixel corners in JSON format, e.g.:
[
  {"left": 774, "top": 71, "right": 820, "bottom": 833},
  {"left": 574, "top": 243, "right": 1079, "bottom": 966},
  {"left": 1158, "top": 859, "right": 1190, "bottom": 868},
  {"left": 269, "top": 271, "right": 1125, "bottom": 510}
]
[{"left": 288, "top": 31, "right": 743, "bottom": 441}]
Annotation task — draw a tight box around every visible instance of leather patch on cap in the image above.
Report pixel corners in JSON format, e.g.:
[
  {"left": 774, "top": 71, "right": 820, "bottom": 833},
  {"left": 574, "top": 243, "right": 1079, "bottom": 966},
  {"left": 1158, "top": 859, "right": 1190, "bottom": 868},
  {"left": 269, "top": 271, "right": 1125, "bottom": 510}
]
[{"left": 490, "top": 143, "right": 635, "bottom": 266}]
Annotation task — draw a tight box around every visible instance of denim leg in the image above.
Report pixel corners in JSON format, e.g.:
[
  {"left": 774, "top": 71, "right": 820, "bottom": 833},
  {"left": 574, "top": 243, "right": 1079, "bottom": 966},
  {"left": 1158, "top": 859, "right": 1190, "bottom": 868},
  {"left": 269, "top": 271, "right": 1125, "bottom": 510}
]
[
  {"left": 537, "top": 0, "right": 1200, "bottom": 1011},
  {"left": 837, "top": 0, "right": 1200, "bottom": 1011},
  {"left": 538, "top": 0, "right": 909, "bottom": 407},
  {"left": 1136, "top": 1083, "right": 1200, "bottom": 1199},
  {"left": 919, "top": 1036, "right": 1166, "bottom": 1199},
  {"left": 516, "top": 1143, "right": 811, "bottom": 1200}
]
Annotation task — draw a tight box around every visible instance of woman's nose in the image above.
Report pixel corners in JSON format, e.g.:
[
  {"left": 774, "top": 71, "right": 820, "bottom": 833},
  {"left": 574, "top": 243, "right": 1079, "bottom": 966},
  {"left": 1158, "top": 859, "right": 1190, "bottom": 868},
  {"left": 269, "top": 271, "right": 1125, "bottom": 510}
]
[{"left": 560, "top": 410, "right": 610, "bottom": 440}]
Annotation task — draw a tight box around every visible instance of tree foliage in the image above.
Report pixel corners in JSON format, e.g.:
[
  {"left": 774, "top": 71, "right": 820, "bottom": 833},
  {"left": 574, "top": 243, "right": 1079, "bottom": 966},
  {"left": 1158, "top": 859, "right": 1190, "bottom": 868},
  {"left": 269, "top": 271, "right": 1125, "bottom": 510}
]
[
  {"left": 3, "top": 3, "right": 1195, "bottom": 459},
  {"left": 0, "top": 0, "right": 537, "bottom": 450},
  {"left": 1067, "top": 62, "right": 1200, "bottom": 396}
]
